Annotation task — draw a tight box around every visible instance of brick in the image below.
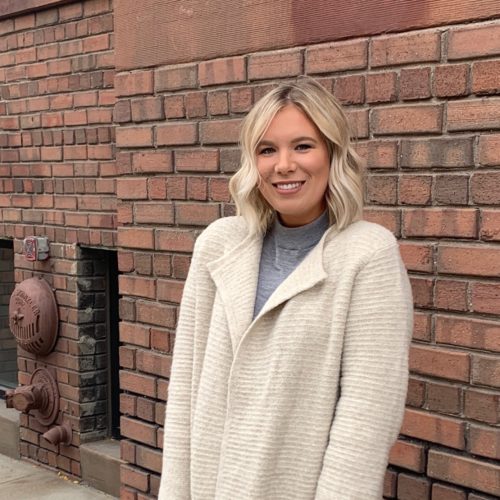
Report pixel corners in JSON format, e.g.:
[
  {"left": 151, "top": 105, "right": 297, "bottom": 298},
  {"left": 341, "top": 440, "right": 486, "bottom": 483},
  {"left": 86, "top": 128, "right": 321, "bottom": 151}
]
[
  {"left": 413, "top": 312, "right": 432, "bottom": 342},
  {"left": 117, "top": 228, "right": 154, "bottom": 250},
  {"left": 156, "top": 122, "right": 197, "bottom": 146},
  {"left": 365, "top": 72, "right": 397, "bottom": 103},
  {"left": 362, "top": 208, "right": 400, "bottom": 236},
  {"left": 398, "top": 175, "right": 432, "bottom": 205},
  {"left": 157, "top": 279, "right": 184, "bottom": 304},
  {"left": 136, "top": 301, "right": 176, "bottom": 328},
  {"left": 401, "top": 137, "right": 473, "bottom": 168},
  {"left": 447, "top": 99, "right": 500, "bottom": 131},
  {"left": 305, "top": 39, "right": 367, "bottom": 74},
  {"left": 403, "top": 208, "right": 477, "bottom": 238},
  {"left": 185, "top": 91, "right": 207, "bottom": 118},
  {"left": 119, "top": 275, "right": 156, "bottom": 300},
  {"left": 155, "top": 63, "right": 197, "bottom": 91},
  {"left": 229, "top": 86, "right": 253, "bottom": 113},
  {"left": 248, "top": 49, "right": 302, "bottom": 80},
  {"left": 187, "top": 177, "right": 207, "bottom": 200},
  {"left": 346, "top": 109, "right": 368, "bottom": 139},
  {"left": 135, "top": 203, "right": 174, "bottom": 224},
  {"left": 434, "top": 174, "right": 468, "bottom": 205},
  {"left": 365, "top": 175, "right": 397, "bottom": 204},
  {"left": 435, "top": 315, "right": 500, "bottom": 352},
  {"left": 434, "top": 64, "right": 468, "bottom": 97},
  {"left": 481, "top": 209, "right": 500, "bottom": 241},
  {"left": 200, "top": 118, "right": 242, "bottom": 144},
  {"left": 115, "top": 71, "right": 153, "bottom": 97},
  {"left": 333, "top": 75, "right": 364, "bottom": 105},
  {"left": 471, "top": 282, "right": 500, "bottom": 315},
  {"left": 175, "top": 202, "right": 219, "bottom": 226},
  {"left": 428, "top": 449, "right": 500, "bottom": 497},
  {"left": 199, "top": 56, "right": 246, "bottom": 86},
  {"left": 437, "top": 244, "right": 500, "bottom": 278},
  {"left": 371, "top": 31, "right": 440, "bottom": 67},
  {"left": 155, "top": 229, "right": 196, "bottom": 252},
  {"left": 148, "top": 177, "right": 167, "bottom": 200},
  {"left": 471, "top": 172, "right": 500, "bottom": 204},
  {"left": 355, "top": 140, "right": 398, "bottom": 169},
  {"left": 399, "top": 241, "right": 433, "bottom": 273},
  {"left": 120, "top": 372, "right": 156, "bottom": 399},
  {"left": 136, "top": 444, "right": 162, "bottom": 474},
  {"left": 434, "top": 279, "right": 468, "bottom": 312},
  {"left": 116, "top": 127, "right": 153, "bottom": 148},
  {"left": 472, "top": 354, "right": 500, "bottom": 388},
  {"left": 371, "top": 105, "right": 442, "bottom": 135},
  {"left": 407, "top": 377, "right": 425, "bottom": 408},
  {"left": 164, "top": 95, "right": 185, "bottom": 118},
  {"left": 120, "top": 416, "right": 156, "bottom": 446},
  {"left": 465, "top": 388, "right": 500, "bottom": 424},
  {"left": 388, "top": 439, "right": 425, "bottom": 472},
  {"left": 410, "top": 344, "right": 470, "bottom": 382},
  {"left": 136, "top": 350, "right": 170, "bottom": 378},
  {"left": 209, "top": 177, "right": 231, "bottom": 202},
  {"left": 120, "top": 322, "right": 150, "bottom": 348},
  {"left": 175, "top": 149, "right": 219, "bottom": 173},
  {"left": 383, "top": 469, "right": 397, "bottom": 499},
  {"left": 132, "top": 151, "right": 173, "bottom": 174},
  {"left": 479, "top": 134, "right": 500, "bottom": 166},
  {"left": 207, "top": 91, "right": 228, "bottom": 116},
  {"left": 448, "top": 23, "right": 500, "bottom": 60},
  {"left": 431, "top": 483, "right": 466, "bottom": 500},
  {"left": 469, "top": 424, "right": 500, "bottom": 460},
  {"left": 131, "top": 97, "right": 165, "bottom": 122},
  {"left": 426, "top": 381, "right": 461, "bottom": 415},
  {"left": 472, "top": 60, "right": 500, "bottom": 94},
  {"left": 117, "top": 178, "right": 148, "bottom": 199},
  {"left": 401, "top": 408, "right": 465, "bottom": 449},
  {"left": 397, "top": 473, "right": 430, "bottom": 500},
  {"left": 400, "top": 67, "right": 431, "bottom": 100}
]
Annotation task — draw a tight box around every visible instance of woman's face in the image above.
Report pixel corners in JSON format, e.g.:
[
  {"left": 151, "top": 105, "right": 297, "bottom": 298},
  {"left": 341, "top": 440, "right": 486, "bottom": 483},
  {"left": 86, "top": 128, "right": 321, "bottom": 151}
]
[{"left": 256, "top": 104, "right": 330, "bottom": 227}]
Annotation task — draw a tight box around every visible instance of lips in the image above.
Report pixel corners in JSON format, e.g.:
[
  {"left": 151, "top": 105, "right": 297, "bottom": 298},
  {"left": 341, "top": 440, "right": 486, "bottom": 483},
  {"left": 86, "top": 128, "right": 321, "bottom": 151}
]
[{"left": 271, "top": 180, "right": 305, "bottom": 194}]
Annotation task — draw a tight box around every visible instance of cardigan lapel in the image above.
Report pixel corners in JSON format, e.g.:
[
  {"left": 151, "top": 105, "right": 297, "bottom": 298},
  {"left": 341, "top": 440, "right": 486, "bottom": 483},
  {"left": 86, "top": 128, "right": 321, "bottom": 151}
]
[
  {"left": 207, "top": 232, "right": 263, "bottom": 352},
  {"left": 207, "top": 224, "right": 338, "bottom": 354}
]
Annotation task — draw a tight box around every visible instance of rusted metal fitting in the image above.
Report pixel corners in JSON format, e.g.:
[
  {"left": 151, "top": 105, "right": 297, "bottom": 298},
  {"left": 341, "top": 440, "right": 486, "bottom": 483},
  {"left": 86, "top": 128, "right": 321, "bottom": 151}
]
[
  {"left": 9, "top": 276, "right": 58, "bottom": 355},
  {"left": 5, "top": 368, "right": 60, "bottom": 426},
  {"left": 43, "top": 422, "right": 72, "bottom": 446}
]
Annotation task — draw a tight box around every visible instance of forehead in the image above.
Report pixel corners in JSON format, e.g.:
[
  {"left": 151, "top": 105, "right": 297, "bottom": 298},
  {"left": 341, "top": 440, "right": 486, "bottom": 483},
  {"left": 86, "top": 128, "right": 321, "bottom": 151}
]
[{"left": 261, "top": 103, "right": 320, "bottom": 140}]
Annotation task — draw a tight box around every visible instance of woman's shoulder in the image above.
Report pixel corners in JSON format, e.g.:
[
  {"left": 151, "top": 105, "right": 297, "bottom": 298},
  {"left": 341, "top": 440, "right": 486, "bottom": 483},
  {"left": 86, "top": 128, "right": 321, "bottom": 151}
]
[
  {"left": 324, "top": 219, "right": 399, "bottom": 266},
  {"left": 195, "top": 215, "right": 249, "bottom": 253}
]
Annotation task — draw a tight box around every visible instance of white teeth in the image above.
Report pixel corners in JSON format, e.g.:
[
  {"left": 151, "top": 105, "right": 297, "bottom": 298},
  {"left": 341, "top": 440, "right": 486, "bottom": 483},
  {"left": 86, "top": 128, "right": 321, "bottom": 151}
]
[{"left": 275, "top": 182, "right": 302, "bottom": 190}]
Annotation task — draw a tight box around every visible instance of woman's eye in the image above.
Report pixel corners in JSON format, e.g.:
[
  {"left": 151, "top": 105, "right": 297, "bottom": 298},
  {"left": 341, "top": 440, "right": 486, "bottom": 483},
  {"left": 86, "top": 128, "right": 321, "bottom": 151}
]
[
  {"left": 258, "top": 147, "right": 275, "bottom": 155},
  {"left": 296, "top": 144, "right": 312, "bottom": 151}
]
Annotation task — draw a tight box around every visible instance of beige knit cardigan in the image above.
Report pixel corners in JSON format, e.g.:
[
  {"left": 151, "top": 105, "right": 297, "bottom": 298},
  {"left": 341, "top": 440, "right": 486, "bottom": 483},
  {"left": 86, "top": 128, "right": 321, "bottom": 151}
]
[{"left": 159, "top": 216, "right": 414, "bottom": 500}]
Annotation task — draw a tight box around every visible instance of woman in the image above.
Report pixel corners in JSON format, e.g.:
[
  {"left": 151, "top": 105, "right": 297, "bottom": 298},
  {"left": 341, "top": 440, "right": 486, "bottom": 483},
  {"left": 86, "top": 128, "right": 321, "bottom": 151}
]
[{"left": 159, "top": 77, "right": 413, "bottom": 499}]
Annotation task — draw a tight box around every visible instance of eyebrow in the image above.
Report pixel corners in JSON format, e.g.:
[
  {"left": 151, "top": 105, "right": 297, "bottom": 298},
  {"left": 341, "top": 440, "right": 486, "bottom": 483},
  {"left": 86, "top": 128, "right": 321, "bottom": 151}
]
[{"left": 257, "top": 136, "right": 318, "bottom": 146}]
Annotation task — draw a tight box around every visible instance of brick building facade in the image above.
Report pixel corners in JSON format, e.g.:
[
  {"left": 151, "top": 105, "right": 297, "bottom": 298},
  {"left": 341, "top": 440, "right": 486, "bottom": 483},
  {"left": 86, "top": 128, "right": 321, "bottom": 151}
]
[{"left": 0, "top": 0, "right": 499, "bottom": 498}]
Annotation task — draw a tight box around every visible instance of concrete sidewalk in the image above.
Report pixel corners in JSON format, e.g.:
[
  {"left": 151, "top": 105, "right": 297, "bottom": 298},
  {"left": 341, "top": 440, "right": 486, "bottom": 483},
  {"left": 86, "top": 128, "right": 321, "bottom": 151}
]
[{"left": 0, "top": 453, "right": 115, "bottom": 499}]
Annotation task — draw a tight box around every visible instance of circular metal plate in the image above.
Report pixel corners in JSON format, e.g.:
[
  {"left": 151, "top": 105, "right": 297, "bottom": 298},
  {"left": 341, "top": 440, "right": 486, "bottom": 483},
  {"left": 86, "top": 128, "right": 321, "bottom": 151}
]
[
  {"left": 9, "top": 277, "right": 58, "bottom": 356},
  {"left": 30, "top": 368, "right": 59, "bottom": 426}
]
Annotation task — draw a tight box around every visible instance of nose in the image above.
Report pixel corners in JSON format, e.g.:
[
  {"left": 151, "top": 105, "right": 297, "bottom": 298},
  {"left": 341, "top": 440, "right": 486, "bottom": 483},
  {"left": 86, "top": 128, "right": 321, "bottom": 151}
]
[{"left": 274, "top": 149, "right": 296, "bottom": 174}]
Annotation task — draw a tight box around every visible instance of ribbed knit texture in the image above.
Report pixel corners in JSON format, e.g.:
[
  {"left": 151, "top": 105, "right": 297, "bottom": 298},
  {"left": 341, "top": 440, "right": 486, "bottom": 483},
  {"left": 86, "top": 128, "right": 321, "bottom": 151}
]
[{"left": 159, "top": 216, "right": 414, "bottom": 500}]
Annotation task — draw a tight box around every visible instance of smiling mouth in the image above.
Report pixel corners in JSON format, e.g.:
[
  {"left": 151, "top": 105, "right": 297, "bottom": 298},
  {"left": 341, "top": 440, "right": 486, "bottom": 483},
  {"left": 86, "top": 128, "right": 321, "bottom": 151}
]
[{"left": 272, "top": 181, "right": 305, "bottom": 191}]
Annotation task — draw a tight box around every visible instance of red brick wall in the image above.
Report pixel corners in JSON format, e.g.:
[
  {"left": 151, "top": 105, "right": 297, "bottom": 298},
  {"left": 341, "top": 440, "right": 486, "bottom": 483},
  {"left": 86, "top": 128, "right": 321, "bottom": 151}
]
[
  {"left": 1, "top": 1, "right": 500, "bottom": 499},
  {"left": 0, "top": 0, "right": 115, "bottom": 480},
  {"left": 115, "top": 20, "right": 500, "bottom": 500}
]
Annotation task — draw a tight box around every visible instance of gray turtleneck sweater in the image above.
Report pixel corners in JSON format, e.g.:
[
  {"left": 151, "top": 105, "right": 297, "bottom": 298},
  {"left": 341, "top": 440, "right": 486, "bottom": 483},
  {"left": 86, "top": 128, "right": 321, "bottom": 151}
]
[{"left": 253, "top": 210, "right": 330, "bottom": 318}]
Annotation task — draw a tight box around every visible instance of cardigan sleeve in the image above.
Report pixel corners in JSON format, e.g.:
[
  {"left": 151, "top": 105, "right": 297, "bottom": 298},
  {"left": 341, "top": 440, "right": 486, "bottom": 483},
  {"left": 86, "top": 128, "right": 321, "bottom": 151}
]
[
  {"left": 314, "top": 242, "right": 414, "bottom": 500},
  {"left": 159, "top": 238, "right": 204, "bottom": 500}
]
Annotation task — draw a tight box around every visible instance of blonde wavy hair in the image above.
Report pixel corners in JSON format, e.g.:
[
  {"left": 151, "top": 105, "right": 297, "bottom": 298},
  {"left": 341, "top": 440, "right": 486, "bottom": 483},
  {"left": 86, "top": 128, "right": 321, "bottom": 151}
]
[{"left": 229, "top": 77, "right": 365, "bottom": 235}]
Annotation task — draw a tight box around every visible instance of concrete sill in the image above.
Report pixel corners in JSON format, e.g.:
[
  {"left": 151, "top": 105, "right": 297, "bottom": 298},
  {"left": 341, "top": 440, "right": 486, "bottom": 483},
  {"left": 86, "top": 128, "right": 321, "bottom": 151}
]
[
  {"left": 0, "top": 399, "right": 20, "bottom": 459},
  {"left": 80, "top": 439, "right": 124, "bottom": 498}
]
